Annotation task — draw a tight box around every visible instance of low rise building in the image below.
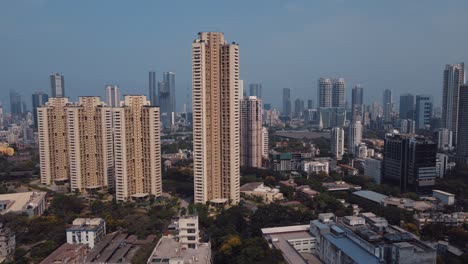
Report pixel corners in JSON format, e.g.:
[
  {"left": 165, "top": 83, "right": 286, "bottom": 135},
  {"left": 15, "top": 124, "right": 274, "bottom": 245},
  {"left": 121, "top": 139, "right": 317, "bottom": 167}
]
[
  {"left": 147, "top": 215, "right": 211, "bottom": 264},
  {"left": 66, "top": 218, "right": 106, "bottom": 249},
  {"left": 337, "top": 164, "right": 358, "bottom": 176},
  {"left": 383, "top": 197, "right": 433, "bottom": 212},
  {"left": 414, "top": 212, "right": 468, "bottom": 229},
  {"left": 364, "top": 158, "right": 383, "bottom": 184},
  {"left": 0, "top": 224, "right": 15, "bottom": 263},
  {"left": 310, "top": 213, "right": 436, "bottom": 264},
  {"left": 432, "top": 190, "right": 455, "bottom": 205},
  {"left": 302, "top": 161, "right": 329, "bottom": 175},
  {"left": 0, "top": 191, "right": 46, "bottom": 217},
  {"left": 40, "top": 243, "right": 88, "bottom": 264},
  {"left": 296, "top": 186, "right": 320, "bottom": 200},
  {"left": 322, "top": 181, "right": 361, "bottom": 192},
  {"left": 261, "top": 225, "right": 320, "bottom": 264},
  {"left": 240, "top": 182, "right": 283, "bottom": 203}
]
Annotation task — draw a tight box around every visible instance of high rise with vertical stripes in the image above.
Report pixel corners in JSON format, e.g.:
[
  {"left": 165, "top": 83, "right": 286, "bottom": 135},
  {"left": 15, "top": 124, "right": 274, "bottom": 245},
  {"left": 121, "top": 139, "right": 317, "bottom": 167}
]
[{"left": 192, "top": 32, "right": 240, "bottom": 204}]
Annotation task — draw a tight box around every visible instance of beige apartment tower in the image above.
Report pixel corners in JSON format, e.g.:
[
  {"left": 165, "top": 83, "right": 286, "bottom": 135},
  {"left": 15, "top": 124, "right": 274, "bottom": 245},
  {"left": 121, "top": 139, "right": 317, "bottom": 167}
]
[
  {"left": 241, "top": 96, "right": 263, "bottom": 168},
  {"left": 38, "top": 97, "right": 70, "bottom": 185},
  {"left": 66, "top": 97, "right": 114, "bottom": 192},
  {"left": 113, "top": 95, "right": 162, "bottom": 202},
  {"left": 192, "top": 32, "right": 241, "bottom": 204}
]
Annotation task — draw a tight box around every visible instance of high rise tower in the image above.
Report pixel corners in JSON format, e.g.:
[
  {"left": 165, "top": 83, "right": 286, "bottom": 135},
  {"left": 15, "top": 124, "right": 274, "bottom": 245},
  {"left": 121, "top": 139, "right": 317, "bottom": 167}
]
[
  {"left": 282, "top": 88, "right": 291, "bottom": 116},
  {"left": 383, "top": 89, "right": 393, "bottom": 122},
  {"left": 192, "top": 32, "right": 240, "bottom": 204},
  {"left": 318, "top": 78, "right": 332, "bottom": 108},
  {"left": 351, "top": 85, "right": 364, "bottom": 121},
  {"left": 32, "top": 92, "right": 49, "bottom": 128},
  {"left": 348, "top": 120, "right": 362, "bottom": 155},
  {"left": 399, "top": 93, "right": 414, "bottom": 120},
  {"left": 415, "top": 95, "right": 433, "bottom": 129},
  {"left": 50, "top": 73, "right": 65, "bottom": 97},
  {"left": 442, "top": 63, "right": 465, "bottom": 145},
  {"left": 241, "top": 96, "right": 263, "bottom": 168},
  {"left": 105, "top": 85, "right": 120, "bottom": 107},
  {"left": 331, "top": 127, "right": 345, "bottom": 160},
  {"left": 113, "top": 95, "right": 162, "bottom": 202},
  {"left": 249, "top": 83, "right": 262, "bottom": 99},
  {"left": 332, "top": 78, "right": 345, "bottom": 108},
  {"left": 457, "top": 84, "right": 468, "bottom": 157},
  {"left": 163, "top": 72, "right": 176, "bottom": 114},
  {"left": 149, "top": 71, "right": 157, "bottom": 106}
]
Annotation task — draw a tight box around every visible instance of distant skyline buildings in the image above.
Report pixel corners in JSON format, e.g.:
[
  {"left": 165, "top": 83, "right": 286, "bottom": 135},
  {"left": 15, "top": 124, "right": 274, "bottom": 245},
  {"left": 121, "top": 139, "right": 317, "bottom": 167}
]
[
  {"left": 50, "top": 73, "right": 65, "bottom": 97},
  {"left": 249, "top": 83, "right": 262, "bottom": 99},
  {"left": 105, "top": 85, "right": 120, "bottom": 107},
  {"left": 149, "top": 71, "right": 157, "bottom": 106},
  {"left": 331, "top": 78, "right": 345, "bottom": 108},
  {"left": 399, "top": 93, "right": 414, "bottom": 120},
  {"left": 282, "top": 88, "right": 291, "bottom": 116},
  {"left": 351, "top": 85, "right": 364, "bottom": 121},
  {"left": 9, "top": 89, "right": 22, "bottom": 115},
  {"left": 442, "top": 63, "right": 465, "bottom": 146},
  {"left": 415, "top": 95, "right": 433, "bottom": 129},
  {"left": 318, "top": 78, "right": 332, "bottom": 108},
  {"left": 457, "top": 84, "right": 468, "bottom": 157},
  {"left": 32, "top": 92, "right": 49, "bottom": 128},
  {"left": 383, "top": 89, "right": 392, "bottom": 122}
]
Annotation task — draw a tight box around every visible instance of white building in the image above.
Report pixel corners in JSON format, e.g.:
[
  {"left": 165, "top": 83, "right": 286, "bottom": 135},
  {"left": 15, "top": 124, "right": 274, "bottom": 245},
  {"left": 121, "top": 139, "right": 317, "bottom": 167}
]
[
  {"left": 302, "top": 161, "right": 329, "bottom": 175},
  {"left": 240, "top": 182, "right": 283, "bottom": 203},
  {"left": 261, "top": 127, "right": 269, "bottom": 158},
  {"left": 435, "top": 128, "right": 453, "bottom": 151},
  {"left": 436, "top": 153, "right": 455, "bottom": 179},
  {"left": 331, "top": 127, "right": 344, "bottom": 160},
  {"left": 0, "top": 192, "right": 46, "bottom": 217},
  {"left": 177, "top": 216, "right": 199, "bottom": 250},
  {"left": 356, "top": 143, "right": 368, "bottom": 158},
  {"left": 66, "top": 218, "right": 106, "bottom": 249},
  {"left": 364, "top": 158, "right": 383, "bottom": 184},
  {"left": 433, "top": 190, "right": 455, "bottom": 205},
  {"left": 348, "top": 121, "right": 362, "bottom": 155}
]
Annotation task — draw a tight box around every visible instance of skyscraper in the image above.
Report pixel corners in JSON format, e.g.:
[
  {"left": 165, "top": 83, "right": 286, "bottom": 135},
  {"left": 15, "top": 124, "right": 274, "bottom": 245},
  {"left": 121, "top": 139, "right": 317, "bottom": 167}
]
[
  {"left": 457, "top": 84, "right": 468, "bottom": 157},
  {"left": 38, "top": 97, "right": 70, "bottom": 185},
  {"left": 383, "top": 89, "right": 392, "bottom": 122},
  {"left": 249, "top": 83, "right": 262, "bottom": 99},
  {"left": 348, "top": 121, "right": 362, "bottom": 155},
  {"left": 113, "top": 95, "right": 162, "bottom": 202},
  {"left": 241, "top": 96, "right": 263, "bottom": 168},
  {"left": 442, "top": 63, "right": 465, "bottom": 145},
  {"left": 318, "top": 78, "right": 332, "bottom": 108},
  {"left": 9, "top": 90, "right": 22, "bottom": 115},
  {"left": 307, "top": 99, "right": 314, "bottom": 110},
  {"left": 163, "top": 72, "right": 176, "bottom": 113},
  {"left": 282, "top": 88, "right": 291, "bottom": 116},
  {"left": 294, "top": 98, "right": 305, "bottom": 118},
  {"left": 32, "top": 92, "right": 49, "bottom": 128},
  {"left": 399, "top": 93, "right": 414, "bottom": 120},
  {"left": 415, "top": 95, "right": 433, "bottom": 129},
  {"left": 331, "top": 127, "right": 344, "bottom": 160},
  {"left": 383, "top": 134, "right": 437, "bottom": 194},
  {"left": 105, "top": 85, "right": 120, "bottom": 107},
  {"left": 50, "top": 73, "right": 65, "bottom": 97},
  {"left": 262, "top": 127, "right": 269, "bottom": 158},
  {"left": 332, "top": 78, "right": 345, "bottom": 107},
  {"left": 192, "top": 32, "right": 240, "bottom": 204},
  {"left": 66, "top": 97, "right": 114, "bottom": 192},
  {"left": 351, "top": 85, "right": 364, "bottom": 121},
  {"left": 435, "top": 128, "right": 453, "bottom": 152},
  {"left": 0, "top": 103, "right": 3, "bottom": 129},
  {"left": 149, "top": 71, "right": 157, "bottom": 106}
]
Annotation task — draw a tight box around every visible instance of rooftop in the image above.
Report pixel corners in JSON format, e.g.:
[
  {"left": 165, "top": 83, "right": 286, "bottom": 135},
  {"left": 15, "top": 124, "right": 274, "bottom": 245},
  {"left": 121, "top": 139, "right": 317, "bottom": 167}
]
[
  {"left": 0, "top": 191, "right": 46, "bottom": 214},
  {"left": 353, "top": 190, "right": 388, "bottom": 204},
  {"left": 40, "top": 243, "right": 87, "bottom": 264},
  {"left": 148, "top": 236, "right": 211, "bottom": 264},
  {"left": 432, "top": 189, "right": 455, "bottom": 196},
  {"left": 240, "top": 182, "right": 264, "bottom": 192}
]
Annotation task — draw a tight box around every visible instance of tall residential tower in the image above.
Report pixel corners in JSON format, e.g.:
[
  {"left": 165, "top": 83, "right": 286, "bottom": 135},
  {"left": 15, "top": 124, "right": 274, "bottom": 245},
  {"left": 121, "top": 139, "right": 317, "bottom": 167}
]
[
  {"left": 241, "top": 96, "right": 263, "bottom": 168},
  {"left": 50, "top": 73, "right": 65, "bottom": 97},
  {"left": 192, "top": 32, "right": 241, "bottom": 204},
  {"left": 442, "top": 63, "right": 465, "bottom": 145}
]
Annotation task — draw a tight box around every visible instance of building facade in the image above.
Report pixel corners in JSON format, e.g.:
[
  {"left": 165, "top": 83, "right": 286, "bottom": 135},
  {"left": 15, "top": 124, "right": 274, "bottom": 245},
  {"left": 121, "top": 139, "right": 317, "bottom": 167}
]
[
  {"left": 249, "top": 83, "right": 262, "bottom": 99},
  {"left": 113, "top": 95, "right": 162, "bottom": 202},
  {"left": 66, "top": 218, "right": 106, "bottom": 249},
  {"left": 399, "top": 93, "right": 414, "bottom": 120},
  {"left": 32, "top": 92, "right": 49, "bottom": 128},
  {"left": 66, "top": 97, "right": 114, "bottom": 192},
  {"left": 348, "top": 121, "right": 362, "bottom": 155},
  {"left": 457, "top": 84, "right": 468, "bottom": 157},
  {"left": 318, "top": 78, "right": 332, "bottom": 108},
  {"left": 383, "top": 89, "right": 393, "bottom": 122},
  {"left": 332, "top": 78, "right": 345, "bottom": 108},
  {"left": 38, "top": 97, "right": 70, "bottom": 185},
  {"left": 50, "top": 73, "right": 65, "bottom": 97},
  {"left": 149, "top": 71, "right": 157, "bottom": 106},
  {"left": 192, "top": 32, "right": 240, "bottom": 204},
  {"left": 331, "top": 127, "right": 344, "bottom": 160},
  {"left": 442, "top": 63, "right": 465, "bottom": 145},
  {"left": 415, "top": 95, "right": 433, "bottom": 129},
  {"left": 105, "top": 85, "right": 120, "bottom": 107},
  {"left": 241, "top": 96, "right": 263, "bottom": 168},
  {"left": 351, "top": 85, "right": 364, "bottom": 121},
  {"left": 282, "top": 88, "right": 291, "bottom": 117}
]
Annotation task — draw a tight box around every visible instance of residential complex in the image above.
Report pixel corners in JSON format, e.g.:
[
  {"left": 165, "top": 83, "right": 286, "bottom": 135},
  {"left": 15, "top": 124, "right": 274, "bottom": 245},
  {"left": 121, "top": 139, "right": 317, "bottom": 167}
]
[
  {"left": 192, "top": 32, "right": 241, "bottom": 204},
  {"left": 241, "top": 96, "right": 263, "bottom": 168},
  {"left": 442, "top": 63, "right": 464, "bottom": 145}
]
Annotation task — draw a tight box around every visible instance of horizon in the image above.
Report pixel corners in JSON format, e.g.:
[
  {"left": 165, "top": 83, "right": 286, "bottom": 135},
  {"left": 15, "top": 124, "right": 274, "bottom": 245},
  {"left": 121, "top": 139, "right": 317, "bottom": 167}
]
[{"left": 1, "top": 0, "right": 468, "bottom": 111}]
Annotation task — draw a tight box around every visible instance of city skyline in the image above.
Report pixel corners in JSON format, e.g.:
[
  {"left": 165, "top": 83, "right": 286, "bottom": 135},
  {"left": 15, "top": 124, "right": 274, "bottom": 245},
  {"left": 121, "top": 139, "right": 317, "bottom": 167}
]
[{"left": 1, "top": 1, "right": 468, "bottom": 111}]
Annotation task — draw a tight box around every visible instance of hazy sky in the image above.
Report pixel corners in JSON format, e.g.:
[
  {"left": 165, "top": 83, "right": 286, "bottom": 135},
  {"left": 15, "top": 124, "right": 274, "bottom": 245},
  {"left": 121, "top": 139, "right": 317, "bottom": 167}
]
[{"left": 1, "top": 0, "right": 467, "bottom": 112}]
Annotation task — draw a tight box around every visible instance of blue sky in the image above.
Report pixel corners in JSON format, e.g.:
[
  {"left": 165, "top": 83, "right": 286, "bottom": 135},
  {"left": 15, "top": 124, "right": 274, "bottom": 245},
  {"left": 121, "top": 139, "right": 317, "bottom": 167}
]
[{"left": 1, "top": 0, "right": 467, "bottom": 111}]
